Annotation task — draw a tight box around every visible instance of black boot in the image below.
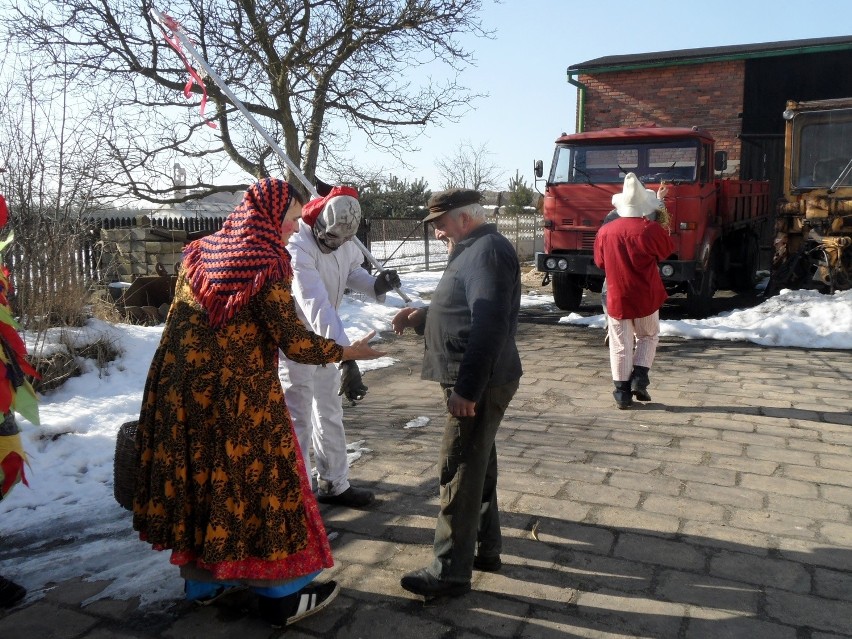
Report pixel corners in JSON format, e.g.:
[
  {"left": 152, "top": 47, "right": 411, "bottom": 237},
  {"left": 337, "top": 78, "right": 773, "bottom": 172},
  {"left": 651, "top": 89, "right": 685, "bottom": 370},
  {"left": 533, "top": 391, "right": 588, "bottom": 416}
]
[
  {"left": 613, "top": 381, "right": 633, "bottom": 409},
  {"left": 0, "top": 576, "right": 26, "bottom": 608},
  {"left": 630, "top": 366, "right": 651, "bottom": 401}
]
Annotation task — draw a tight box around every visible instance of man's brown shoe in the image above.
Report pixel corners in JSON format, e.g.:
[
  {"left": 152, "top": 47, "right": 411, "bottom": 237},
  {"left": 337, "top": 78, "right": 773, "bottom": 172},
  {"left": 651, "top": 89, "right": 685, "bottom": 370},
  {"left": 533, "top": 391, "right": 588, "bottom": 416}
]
[
  {"left": 473, "top": 554, "right": 502, "bottom": 572},
  {"left": 317, "top": 486, "right": 375, "bottom": 508},
  {"left": 400, "top": 568, "right": 471, "bottom": 598}
]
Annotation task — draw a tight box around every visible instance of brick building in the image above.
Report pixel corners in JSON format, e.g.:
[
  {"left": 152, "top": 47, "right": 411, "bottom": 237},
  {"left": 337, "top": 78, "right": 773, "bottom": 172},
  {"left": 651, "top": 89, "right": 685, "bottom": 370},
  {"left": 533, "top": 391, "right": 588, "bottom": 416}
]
[{"left": 568, "top": 35, "right": 852, "bottom": 201}]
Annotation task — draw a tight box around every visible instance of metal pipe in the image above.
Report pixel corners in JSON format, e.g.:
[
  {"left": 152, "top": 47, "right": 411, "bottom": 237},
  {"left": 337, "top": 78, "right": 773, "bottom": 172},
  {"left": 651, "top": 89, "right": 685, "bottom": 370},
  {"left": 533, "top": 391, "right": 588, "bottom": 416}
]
[
  {"left": 567, "top": 71, "right": 586, "bottom": 132},
  {"left": 149, "top": 8, "right": 411, "bottom": 303}
]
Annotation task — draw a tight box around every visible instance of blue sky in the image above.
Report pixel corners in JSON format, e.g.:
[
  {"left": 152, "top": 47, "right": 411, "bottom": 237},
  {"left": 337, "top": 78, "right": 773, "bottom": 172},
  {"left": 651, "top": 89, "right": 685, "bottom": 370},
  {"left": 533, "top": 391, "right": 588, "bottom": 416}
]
[{"left": 347, "top": 0, "right": 852, "bottom": 191}]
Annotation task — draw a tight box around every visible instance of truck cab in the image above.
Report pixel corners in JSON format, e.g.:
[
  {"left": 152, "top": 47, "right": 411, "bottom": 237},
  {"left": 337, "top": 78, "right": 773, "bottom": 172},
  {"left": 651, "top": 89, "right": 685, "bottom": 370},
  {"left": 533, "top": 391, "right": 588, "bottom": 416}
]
[
  {"left": 770, "top": 98, "right": 852, "bottom": 293},
  {"left": 535, "top": 126, "right": 769, "bottom": 317}
]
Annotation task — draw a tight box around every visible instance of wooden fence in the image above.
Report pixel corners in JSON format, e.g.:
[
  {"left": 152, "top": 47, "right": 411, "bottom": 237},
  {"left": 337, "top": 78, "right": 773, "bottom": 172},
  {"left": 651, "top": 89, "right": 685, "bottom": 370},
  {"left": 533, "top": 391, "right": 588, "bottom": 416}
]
[{"left": 4, "top": 213, "right": 543, "bottom": 307}]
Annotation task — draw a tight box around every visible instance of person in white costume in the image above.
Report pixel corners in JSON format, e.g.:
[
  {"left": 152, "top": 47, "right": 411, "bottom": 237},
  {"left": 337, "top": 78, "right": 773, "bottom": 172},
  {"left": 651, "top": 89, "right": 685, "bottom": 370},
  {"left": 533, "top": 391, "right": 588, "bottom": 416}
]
[{"left": 281, "top": 183, "right": 401, "bottom": 508}]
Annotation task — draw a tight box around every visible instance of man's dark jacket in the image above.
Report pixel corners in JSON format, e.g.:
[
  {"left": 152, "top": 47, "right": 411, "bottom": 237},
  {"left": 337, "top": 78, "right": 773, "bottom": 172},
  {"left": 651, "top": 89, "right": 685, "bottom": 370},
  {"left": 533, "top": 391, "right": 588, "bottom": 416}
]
[{"left": 420, "top": 223, "right": 522, "bottom": 402}]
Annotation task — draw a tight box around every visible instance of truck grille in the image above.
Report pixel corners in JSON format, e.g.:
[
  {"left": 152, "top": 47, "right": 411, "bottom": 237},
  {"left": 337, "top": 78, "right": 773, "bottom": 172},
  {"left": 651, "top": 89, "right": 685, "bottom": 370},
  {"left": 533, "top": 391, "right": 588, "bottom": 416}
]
[{"left": 580, "top": 232, "right": 596, "bottom": 250}]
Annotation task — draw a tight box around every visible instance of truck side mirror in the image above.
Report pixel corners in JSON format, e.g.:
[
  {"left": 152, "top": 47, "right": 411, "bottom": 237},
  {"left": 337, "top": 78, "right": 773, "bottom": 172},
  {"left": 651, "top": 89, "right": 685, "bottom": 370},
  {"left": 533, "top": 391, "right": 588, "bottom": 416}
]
[
  {"left": 534, "top": 159, "right": 543, "bottom": 179},
  {"left": 714, "top": 151, "right": 728, "bottom": 172}
]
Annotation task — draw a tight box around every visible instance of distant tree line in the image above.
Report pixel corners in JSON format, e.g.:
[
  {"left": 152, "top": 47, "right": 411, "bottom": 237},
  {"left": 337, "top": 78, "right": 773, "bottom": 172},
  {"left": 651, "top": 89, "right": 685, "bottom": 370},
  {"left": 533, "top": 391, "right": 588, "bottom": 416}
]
[{"left": 348, "top": 170, "right": 537, "bottom": 219}]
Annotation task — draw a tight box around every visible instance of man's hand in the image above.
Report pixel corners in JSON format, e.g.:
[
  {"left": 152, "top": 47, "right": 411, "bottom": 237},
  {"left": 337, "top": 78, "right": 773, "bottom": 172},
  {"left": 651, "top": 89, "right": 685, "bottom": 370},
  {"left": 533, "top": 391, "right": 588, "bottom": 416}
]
[
  {"left": 374, "top": 269, "right": 402, "bottom": 296},
  {"left": 339, "top": 360, "right": 368, "bottom": 402},
  {"left": 392, "top": 307, "right": 425, "bottom": 335},
  {"left": 447, "top": 390, "right": 476, "bottom": 417}
]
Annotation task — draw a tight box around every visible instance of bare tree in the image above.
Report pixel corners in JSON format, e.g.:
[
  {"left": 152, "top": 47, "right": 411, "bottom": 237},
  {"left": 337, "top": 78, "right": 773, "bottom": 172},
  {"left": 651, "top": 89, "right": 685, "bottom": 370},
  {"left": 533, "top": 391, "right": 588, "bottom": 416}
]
[
  {"left": 0, "top": 53, "right": 105, "bottom": 344},
  {"left": 2, "top": 0, "right": 490, "bottom": 204},
  {"left": 435, "top": 140, "right": 503, "bottom": 191}
]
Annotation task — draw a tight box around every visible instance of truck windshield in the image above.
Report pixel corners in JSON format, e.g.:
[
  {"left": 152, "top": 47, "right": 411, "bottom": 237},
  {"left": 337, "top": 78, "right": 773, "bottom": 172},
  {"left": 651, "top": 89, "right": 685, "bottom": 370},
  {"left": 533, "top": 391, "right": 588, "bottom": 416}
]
[
  {"left": 549, "top": 140, "right": 700, "bottom": 185},
  {"left": 792, "top": 108, "right": 852, "bottom": 189}
]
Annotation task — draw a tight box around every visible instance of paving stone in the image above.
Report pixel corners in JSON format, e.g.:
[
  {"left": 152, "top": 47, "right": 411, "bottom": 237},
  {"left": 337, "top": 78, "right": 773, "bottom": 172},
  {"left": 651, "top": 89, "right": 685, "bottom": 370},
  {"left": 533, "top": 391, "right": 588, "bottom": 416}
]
[
  {"left": 0, "top": 603, "right": 100, "bottom": 639},
  {"left": 707, "top": 454, "right": 778, "bottom": 475},
  {"left": 519, "top": 518, "right": 615, "bottom": 556},
  {"left": 636, "top": 446, "right": 706, "bottom": 465},
  {"left": 768, "top": 494, "right": 850, "bottom": 521},
  {"left": 680, "top": 521, "right": 774, "bottom": 558},
  {"left": 426, "top": 589, "right": 530, "bottom": 638},
  {"left": 572, "top": 591, "right": 685, "bottom": 638},
  {"left": 328, "top": 534, "right": 402, "bottom": 566},
  {"left": 4, "top": 312, "right": 851, "bottom": 638},
  {"left": 783, "top": 465, "right": 852, "bottom": 488},
  {"left": 813, "top": 566, "right": 852, "bottom": 603},
  {"left": 613, "top": 532, "right": 706, "bottom": 571},
  {"left": 776, "top": 537, "right": 852, "bottom": 572},
  {"left": 819, "top": 452, "right": 852, "bottom": 471},
  {"left": 587, "top": 453, "right": 662, "bottom": 474},
  {"left": 655, "top": 570, "right": 760, "bottom": 614},
  {"left": 518, "top": 612, "right": 648, "bottom": 638},
  {"left": 708, "top": 550, "right": 811, "bottom": 592},
  {"left": 590, "top": 506, "right": 681, "bottom": 537},
  {"left": 607, "top": 430, "right": 674, "bottom": 447},
  {"left": 721, "top": 431, "right": 790, "bottom": 448},
  {"left": 821, "top": 484, "right": 852, "bottom": 507},
  {"left": 607, "top": 470, "right": 684, "bottom": 496},
  {"left": 684, "top": 612, "right": 798, "bottom": 639},
  {"left": 558, "top": 481, "right": 642, "bottom": 509},
  {"left": 641, "top": 494, "right": 727, "bottom": 523},
  {"left": 746, "top": 445, "right": 817, "bottom": 466},
  {"left": 42, "top": 578, "right": 111, "bottom": 605},
  {"left": 680, "top": 438, "right": 745, "bottom": 456},
  {"left": 514, "top": 493, "right": 591, "bottom": 523},
  {"left": 754, "top": 423, "right": 821, "bottom": 440},
  {"left": 534, "top": 460, "right": 609, "bottom": 484},
  {"left": 683, "top": 482, "right": 765, "bottom": 509},
  {"left": 819, "top": 522, "right": 852, "bottom": 546},
  {"left": 662, "top": 463, "right": 737, "bottom": 487},
  {"left": 738, "top": 473, "right": 819, "bottom": 498},
  {"left": 567, "top": 438, "right": 637, "bottom": 456},
  {"left": 334, "top": 604, "right": 452, "bottom": 639},
  {"left": 728, "top": 508, "right": 816, "bottom": 539},
  {"left": 765, "top": 589, "right": 852, "bottom": 635},
  {"left": 499, "top": 469, "right": 565, "bottom": 497}
]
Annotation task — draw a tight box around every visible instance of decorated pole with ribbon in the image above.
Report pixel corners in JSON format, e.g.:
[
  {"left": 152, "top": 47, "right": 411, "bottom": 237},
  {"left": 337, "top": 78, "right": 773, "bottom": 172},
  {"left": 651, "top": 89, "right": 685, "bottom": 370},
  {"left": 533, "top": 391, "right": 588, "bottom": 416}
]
[{"left": 149, "top": 7, "right": 411, "bottom": 303}]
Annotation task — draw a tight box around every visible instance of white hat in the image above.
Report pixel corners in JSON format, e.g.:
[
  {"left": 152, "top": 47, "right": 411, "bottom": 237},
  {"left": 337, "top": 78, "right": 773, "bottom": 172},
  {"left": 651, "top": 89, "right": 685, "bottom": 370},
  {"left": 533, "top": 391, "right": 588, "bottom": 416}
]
[{"left": 611, "top": 173, "right": 663, "bottom": 218}]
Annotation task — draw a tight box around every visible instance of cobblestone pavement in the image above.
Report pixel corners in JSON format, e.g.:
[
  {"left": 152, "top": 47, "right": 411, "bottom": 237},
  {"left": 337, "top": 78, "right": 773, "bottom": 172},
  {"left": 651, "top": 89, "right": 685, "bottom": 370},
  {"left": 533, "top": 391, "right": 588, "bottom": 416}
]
[{"left": 1, "top": 304, "right": 850, "bottom": 639}]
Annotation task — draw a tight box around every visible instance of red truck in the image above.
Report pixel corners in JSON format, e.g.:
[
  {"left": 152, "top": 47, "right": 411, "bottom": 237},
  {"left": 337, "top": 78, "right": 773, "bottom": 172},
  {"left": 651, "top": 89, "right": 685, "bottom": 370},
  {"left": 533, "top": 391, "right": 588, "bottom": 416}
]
[{"left": 534, "top": 126, "right": 772, "bottom": 317}]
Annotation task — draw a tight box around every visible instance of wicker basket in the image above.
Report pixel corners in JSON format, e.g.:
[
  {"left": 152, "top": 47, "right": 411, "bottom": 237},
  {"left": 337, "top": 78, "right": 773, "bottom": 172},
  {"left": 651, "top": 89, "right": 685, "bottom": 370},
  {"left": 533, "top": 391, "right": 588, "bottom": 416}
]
[{"left": 113, "top": 420, "right": 139, "bottom": 511}]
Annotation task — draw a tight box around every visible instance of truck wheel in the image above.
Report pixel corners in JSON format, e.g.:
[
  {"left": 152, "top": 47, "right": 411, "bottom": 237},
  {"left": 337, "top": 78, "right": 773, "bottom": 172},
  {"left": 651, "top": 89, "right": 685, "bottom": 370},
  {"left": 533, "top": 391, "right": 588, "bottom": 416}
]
[
  {"left": 730, "top": 233, "right": 759, "bottom": 293},
  {"left": 686, "top": 251, "right": 717, "bottom": 318},
  {"left": 552, "top": 273, "right": 584, "bottom": 311}
]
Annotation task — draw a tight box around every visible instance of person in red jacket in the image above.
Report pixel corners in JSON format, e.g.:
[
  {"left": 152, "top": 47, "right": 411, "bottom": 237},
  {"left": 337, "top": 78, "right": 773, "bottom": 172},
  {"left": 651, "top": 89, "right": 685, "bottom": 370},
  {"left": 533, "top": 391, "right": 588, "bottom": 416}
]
[{"left": 594, "top": 173, "right": 674, "bottom": 409}]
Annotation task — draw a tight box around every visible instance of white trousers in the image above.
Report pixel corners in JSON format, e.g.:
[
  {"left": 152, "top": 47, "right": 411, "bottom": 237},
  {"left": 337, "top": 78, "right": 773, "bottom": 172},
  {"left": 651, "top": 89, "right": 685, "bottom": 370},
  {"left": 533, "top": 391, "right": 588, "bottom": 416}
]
[
  {"left": 606, "top": 312, "right": 660, "bottom": 382},
  {"left": 279, "top": 359, "right": 350, "bottom": 497}
]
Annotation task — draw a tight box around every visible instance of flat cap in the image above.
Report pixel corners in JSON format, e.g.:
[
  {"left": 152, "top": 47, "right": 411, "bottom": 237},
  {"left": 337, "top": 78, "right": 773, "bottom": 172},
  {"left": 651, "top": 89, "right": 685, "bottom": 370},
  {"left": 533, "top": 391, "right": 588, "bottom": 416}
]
[{"left": 423, "top": 188, "right": 482, "bottom": 223}]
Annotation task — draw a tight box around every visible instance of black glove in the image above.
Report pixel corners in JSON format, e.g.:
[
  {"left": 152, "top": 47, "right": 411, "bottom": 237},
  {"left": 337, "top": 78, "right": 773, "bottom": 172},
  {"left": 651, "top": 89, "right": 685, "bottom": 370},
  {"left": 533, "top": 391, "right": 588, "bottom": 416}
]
[
  {"left": 339, "top": 360, "right": 368, "bottom": 402},
  {"left": 374, "top": 269, "right": 402, "bottom": 296}
]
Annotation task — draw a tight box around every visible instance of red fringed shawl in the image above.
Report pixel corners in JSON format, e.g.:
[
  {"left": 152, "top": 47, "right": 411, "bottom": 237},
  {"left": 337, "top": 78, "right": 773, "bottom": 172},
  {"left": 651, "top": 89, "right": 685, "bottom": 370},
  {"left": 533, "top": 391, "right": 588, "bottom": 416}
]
[{"left": 183, "top": 179, "right": 295, "bottom": 328}]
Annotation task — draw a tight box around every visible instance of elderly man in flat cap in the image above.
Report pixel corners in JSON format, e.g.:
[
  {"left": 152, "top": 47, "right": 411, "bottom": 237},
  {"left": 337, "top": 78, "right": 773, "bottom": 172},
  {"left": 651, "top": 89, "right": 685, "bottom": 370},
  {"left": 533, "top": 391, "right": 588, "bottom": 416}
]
[{"left": 392, "top": 188, "right": 523, "bottom": 599}]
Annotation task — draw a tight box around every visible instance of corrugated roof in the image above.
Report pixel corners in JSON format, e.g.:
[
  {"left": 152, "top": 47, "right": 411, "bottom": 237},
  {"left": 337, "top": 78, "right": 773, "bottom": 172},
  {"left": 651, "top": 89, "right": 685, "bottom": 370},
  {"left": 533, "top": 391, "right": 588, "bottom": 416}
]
[{"left": 570, "top": 35, "right": 852, "bottom": 72}]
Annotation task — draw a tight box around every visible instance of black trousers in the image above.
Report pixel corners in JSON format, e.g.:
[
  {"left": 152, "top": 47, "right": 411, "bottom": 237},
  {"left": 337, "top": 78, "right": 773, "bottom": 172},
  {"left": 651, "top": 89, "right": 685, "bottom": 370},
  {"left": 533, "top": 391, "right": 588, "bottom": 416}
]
[{"left": 429, "top": 380, "right": 519, "bottom": 582}]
